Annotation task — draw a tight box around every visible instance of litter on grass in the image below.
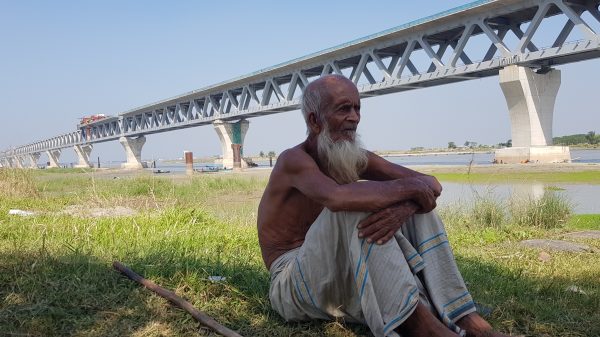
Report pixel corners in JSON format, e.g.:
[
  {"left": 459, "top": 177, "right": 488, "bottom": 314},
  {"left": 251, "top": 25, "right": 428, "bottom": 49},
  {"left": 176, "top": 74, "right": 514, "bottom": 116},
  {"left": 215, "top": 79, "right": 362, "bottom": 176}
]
[{"left": 8, "top": 209, "right": 35, "bottom": 216}]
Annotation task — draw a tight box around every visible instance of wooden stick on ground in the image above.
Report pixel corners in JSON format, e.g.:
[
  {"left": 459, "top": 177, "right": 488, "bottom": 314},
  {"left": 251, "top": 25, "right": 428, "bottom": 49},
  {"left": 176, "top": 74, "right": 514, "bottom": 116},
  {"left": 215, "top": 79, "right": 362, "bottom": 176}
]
[{"left": 113, "top": 261, "right": 243, "bottom": 337}]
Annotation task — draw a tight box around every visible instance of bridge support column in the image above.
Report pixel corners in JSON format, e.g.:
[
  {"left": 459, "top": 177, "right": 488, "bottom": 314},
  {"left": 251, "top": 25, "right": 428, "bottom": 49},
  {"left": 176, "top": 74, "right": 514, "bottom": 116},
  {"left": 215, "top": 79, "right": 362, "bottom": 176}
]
[
  {"left": 5, "top": 157, "right": 14, "bottom": 168},
  {"left": 213, "top": 119, "right": 249, "bottom": 169},
  {"left": 119, "top": 136, "right": 147, "bottom": 169},
  {"left": 46, "top": 149, "right": 62, "bottom": 168},
  {"left": 74, "top": 144, "right": 94, "bottom": 168},
  {"left": 495, "top": 65, "right": 570, "bottom": 164},
  {"left": 28, "top": 153, "right": 41, "bottom": 168}
]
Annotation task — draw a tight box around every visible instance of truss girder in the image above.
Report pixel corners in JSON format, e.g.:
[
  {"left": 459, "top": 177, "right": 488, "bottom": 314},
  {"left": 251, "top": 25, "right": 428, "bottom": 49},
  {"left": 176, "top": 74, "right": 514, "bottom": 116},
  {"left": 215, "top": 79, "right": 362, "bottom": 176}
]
[{"left": 2, "top": 0, "right": 600, "bottom": 160}]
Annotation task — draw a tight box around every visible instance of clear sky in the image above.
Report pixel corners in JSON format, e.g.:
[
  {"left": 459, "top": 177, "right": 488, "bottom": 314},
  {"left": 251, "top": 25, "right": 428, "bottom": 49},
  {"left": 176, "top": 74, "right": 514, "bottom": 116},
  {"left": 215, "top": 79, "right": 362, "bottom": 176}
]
[{"left": 1, "top": 0, "right": 599, "bottom": 163}]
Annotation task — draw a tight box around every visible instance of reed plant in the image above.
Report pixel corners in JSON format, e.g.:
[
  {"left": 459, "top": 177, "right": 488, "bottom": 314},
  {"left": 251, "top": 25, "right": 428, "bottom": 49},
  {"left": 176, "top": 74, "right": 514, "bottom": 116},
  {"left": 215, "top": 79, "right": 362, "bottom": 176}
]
[
  {"left": 470, "top": 195, "right": 506, "bottom": 229},
  {"left": 509, "top": 191, "right": 572, "bottom": 229},
  {"left": 440, "top": 189, "right": 572, "bottom": 230}
]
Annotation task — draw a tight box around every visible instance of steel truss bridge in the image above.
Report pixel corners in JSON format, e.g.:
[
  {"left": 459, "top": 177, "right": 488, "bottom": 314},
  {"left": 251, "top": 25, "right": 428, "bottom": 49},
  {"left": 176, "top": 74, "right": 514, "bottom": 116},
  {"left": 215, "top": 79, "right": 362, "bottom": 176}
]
[{"left": 2, "top": 0, "right": 600, "bottom": 162}]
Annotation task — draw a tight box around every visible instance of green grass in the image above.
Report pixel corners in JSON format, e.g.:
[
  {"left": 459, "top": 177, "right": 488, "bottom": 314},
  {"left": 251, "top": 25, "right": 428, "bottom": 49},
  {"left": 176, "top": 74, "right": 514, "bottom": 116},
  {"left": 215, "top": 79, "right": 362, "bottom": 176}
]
[
  {"left": 433, "top": 171, "right": 600, "bottom": 184},
  {"left": 0, "top": 168, "right": 599, "bottom": 336},
  {"left": 567, "top": 214, "right": 600, "bottom": 230}
]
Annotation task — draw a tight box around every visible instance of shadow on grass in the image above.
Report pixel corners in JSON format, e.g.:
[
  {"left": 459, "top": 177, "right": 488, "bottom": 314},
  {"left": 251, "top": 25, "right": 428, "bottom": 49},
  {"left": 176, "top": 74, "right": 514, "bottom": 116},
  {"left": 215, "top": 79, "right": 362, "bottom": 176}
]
[
  {"left": 0, "top": 248, "right": 368, "bottom": 337},
  {"left": 1, "top": 249, "right": 598, "bottom": 337}
]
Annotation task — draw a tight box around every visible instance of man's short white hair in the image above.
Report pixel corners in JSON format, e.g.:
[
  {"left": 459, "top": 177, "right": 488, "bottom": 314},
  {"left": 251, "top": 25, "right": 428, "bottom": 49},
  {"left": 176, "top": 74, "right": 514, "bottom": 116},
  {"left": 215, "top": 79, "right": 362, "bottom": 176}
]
[
  {"left": 300, "top": 81, "right": 323, "bottom": 127},
  {"left": 300, "top": 74, "right": 349, "bottom": 129}
]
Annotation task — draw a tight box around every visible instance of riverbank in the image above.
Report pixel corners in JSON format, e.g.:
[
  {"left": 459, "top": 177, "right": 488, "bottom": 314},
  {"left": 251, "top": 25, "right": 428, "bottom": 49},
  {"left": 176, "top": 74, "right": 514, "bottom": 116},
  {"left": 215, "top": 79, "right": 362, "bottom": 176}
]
[
  {"left": 1, "top": 168, "right": 598, "bottom": 336},
  {"left": 29, "top": 162, "right": 600, "bottom": 186},
  {"left": 415, "top": 163, "right": 600, "bottom": 184}
]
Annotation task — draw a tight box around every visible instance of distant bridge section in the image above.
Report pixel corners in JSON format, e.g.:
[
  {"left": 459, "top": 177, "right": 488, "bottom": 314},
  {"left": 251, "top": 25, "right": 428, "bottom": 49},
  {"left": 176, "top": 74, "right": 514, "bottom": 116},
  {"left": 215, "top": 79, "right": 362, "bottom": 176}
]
[{"left": 2, "top": 0, "right": 600, "bottom": 168}]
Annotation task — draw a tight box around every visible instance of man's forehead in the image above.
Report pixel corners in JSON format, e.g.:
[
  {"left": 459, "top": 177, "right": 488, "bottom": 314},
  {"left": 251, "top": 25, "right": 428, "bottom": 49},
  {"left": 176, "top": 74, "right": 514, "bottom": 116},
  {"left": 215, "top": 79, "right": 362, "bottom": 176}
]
[
  {"left": 318, "top": 76, "right": 359, "bottom": 101},
  {"left": 319, "top": 76, "right": 355, "bottom": 91}
]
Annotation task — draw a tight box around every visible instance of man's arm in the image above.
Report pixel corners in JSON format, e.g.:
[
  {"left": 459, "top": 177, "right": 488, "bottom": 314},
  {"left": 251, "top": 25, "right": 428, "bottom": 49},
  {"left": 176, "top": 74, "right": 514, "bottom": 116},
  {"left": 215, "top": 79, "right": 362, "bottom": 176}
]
[
  {"left": 279, "top": 148, "right": 436, "bottom": 213},
  {"left": 357, "top": 151, "right": 442, "bottom": 244},
  {"left": 360, "top": 151, "right": 442, "bottom": 197}
]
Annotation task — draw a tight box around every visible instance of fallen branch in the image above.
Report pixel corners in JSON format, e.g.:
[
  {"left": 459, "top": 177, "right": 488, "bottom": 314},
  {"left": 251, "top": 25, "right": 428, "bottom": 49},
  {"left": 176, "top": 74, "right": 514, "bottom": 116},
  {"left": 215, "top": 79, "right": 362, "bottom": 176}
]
[{"left": 113, "top": 261, "right": 243, "bottom": 337}]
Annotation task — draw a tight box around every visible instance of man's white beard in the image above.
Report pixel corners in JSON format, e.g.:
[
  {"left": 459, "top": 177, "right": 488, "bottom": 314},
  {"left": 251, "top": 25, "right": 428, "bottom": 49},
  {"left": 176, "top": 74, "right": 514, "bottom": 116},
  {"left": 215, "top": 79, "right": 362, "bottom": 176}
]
[{"left": 317, "top": 126, "right": 368, "bottom": 185}]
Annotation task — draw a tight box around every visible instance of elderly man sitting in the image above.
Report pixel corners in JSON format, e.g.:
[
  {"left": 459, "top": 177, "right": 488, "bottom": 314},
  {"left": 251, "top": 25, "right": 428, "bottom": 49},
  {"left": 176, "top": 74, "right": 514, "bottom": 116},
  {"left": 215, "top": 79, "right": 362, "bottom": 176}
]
[{"left": 257, "top": 75, "right": 508, "bottom": 337}]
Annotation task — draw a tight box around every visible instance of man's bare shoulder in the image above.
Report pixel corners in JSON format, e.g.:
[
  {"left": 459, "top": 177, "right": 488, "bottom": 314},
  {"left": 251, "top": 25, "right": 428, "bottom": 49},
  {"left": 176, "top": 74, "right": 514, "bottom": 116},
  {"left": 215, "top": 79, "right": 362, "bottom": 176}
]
[{"left": 275, "top": 143, "right": 318, "bottom": 174}]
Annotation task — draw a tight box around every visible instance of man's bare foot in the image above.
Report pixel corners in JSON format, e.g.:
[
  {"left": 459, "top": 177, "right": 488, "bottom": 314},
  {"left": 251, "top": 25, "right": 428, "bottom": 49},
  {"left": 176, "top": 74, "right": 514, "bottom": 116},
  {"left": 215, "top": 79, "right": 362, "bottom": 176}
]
[
  {"left": 395, "top": 302, "right": 460, "bottom": 337},
  {"left": 456, "top": 312, "right": 510, "bottom": 337}
]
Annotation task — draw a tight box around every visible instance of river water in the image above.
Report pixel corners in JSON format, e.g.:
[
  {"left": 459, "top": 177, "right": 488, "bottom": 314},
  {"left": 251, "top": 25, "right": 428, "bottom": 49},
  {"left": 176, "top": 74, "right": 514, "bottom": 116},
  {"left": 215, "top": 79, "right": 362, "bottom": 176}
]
[
  {"left": 118, "top": 149, "right": 599, "bottom": 214},
  {"left": 436, "top": 182, "right": 600, "bottom": 214},
  {"left": 383, "top": 149, "right": 600, "bottom": 214},
  {"left": 382, "top": 149, "right": 600, "bottom": 166}
]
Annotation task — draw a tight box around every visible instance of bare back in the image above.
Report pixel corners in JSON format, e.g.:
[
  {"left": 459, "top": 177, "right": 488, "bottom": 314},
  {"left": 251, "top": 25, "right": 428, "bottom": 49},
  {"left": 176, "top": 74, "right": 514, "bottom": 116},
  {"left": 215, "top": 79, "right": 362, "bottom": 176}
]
[{"left": 257, "top": 143, "right": 324, "bottom": 269}]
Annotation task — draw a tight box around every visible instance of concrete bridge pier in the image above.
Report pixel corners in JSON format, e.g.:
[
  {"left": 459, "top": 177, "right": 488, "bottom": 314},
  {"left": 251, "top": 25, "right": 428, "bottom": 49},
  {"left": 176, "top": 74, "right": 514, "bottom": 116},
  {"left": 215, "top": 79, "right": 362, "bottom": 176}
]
[
  {"left": 28, "top": 153, "right": 41, "bottom": 168},
  {"left": 495, "top": 65, "right": 570, "bottom": 164},
  {"left": 46, "top": 149, "right": 62, "bottom": 168},
  {"left": 119, "top": 136, "right": 147, "bottom": 169},
  {"left": 213, "top": 119, "right": 249, "bottom": 169},
  {"left": 74, "top": 144, "right": 94, "bottom": 168}
]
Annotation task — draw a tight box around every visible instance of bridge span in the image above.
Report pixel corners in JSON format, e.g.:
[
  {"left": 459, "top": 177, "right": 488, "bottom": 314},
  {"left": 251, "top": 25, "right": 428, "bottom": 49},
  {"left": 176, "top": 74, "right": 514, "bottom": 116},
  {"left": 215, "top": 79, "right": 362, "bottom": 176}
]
[{"left": 2, "top": 0, "right": 600, "bottom": 168}]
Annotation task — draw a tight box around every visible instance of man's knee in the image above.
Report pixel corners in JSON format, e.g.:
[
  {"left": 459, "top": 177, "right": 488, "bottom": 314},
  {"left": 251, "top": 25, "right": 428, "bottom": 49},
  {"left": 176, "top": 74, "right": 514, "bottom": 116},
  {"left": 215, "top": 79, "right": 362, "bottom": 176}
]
[
  {"left": 321, "top": 208, "right": 371, "bottom": 225},
  {"left": 409, "top": 209, "right": 443, "bottom": 226}
]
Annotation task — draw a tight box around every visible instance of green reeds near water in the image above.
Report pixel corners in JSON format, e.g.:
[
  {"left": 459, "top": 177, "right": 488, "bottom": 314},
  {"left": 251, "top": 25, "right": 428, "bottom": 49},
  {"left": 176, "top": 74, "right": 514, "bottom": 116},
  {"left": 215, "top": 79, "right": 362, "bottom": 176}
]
[
  {"left": 440, "top": 190, "right": 572, "bottom": 230},
  {"left": 510, "top": 191, "right": 572, "bottom": 229}
]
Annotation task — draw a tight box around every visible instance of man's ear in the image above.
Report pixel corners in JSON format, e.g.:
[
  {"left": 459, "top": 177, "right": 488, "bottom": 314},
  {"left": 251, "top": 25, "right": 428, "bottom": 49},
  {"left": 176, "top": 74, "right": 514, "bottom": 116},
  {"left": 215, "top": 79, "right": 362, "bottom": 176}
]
[{"left": 308, "top": 113, "right": 321, "bottom": 134}]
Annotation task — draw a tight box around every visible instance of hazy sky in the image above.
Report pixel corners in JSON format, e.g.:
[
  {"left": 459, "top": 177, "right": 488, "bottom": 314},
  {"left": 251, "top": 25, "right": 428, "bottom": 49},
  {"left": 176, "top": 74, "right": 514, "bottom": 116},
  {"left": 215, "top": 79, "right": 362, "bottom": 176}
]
[{"left": 1, "top": 0, "right": 599, "bottom": 163}]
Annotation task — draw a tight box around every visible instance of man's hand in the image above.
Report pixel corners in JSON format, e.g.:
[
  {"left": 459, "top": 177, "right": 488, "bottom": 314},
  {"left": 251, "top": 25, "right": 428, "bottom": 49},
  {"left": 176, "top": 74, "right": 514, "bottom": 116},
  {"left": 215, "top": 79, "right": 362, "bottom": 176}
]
[
  {"left": 407, "top": 177, "right": 437, "bottom": 213},
  {"left": 416, "top": 175, "right": 442, "bottom": 197},
  {"left": 357, "top": 201, "right": 420, "bottom": 245}
]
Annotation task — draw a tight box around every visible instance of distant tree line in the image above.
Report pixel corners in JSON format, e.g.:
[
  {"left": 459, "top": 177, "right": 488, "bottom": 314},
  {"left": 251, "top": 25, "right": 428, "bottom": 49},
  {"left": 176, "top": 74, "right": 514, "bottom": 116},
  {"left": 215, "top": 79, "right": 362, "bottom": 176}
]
[
  {"left": 444, "top": 131, "right": 599, "bottom": 150},
  {"left": 258, "top": 151, "right": 277, "bottom": 157},
  {"left": 446, "top": 139, "right": 511, "bottom": 149},
  {"left": 553, "top": 131, "right": 599, "bottom": 145}
]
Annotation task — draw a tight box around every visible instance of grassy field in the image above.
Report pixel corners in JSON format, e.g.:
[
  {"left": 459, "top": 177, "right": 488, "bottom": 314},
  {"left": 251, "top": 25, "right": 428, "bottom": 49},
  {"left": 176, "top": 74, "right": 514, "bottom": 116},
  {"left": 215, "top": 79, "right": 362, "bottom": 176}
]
[
  {"left": 431, "top": 171, "right": 600, "bottom": 184},
  {"left": 0, "top": 168, "right": 599, "bottom": 337}
]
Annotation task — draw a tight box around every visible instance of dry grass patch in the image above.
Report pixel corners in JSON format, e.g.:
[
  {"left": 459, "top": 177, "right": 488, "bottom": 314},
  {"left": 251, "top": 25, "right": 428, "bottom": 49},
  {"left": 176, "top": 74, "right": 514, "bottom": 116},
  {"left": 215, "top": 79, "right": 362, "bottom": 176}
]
[{"left": 0, "top": 168, "right": 39, "bottom": 198}]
